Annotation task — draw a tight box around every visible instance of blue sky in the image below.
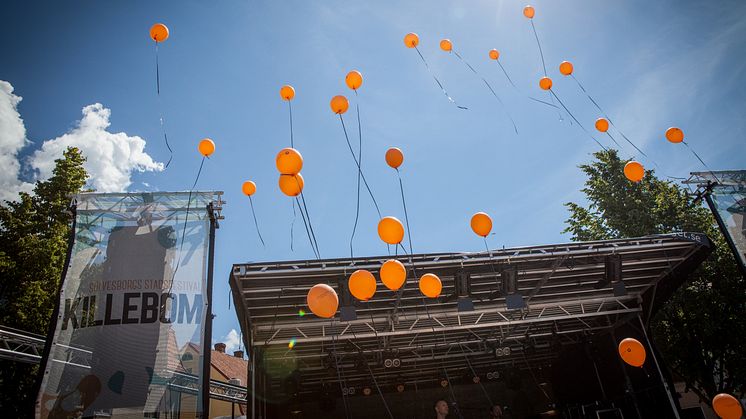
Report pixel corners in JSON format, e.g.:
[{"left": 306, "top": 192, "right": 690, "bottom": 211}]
[{"left": 2, "top": 0, "right": 745, "bottom": 349}]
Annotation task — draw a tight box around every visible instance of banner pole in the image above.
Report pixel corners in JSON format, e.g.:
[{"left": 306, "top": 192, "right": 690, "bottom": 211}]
[
  {"left": 202, "top": 203, "right": 217, "bottom": 417},
  {"left": 33, "top": 202, "right": 77, "bottom": 418}
]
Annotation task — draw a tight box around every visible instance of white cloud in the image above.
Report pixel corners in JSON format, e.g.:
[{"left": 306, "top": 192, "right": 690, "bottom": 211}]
[
  {"left": 29, "top": 103, "right": 163, "bottom": 192},
  {"left": 221, "top": 329, "right": 242, "bottom": 353},
  {"left": 0, "top": 81, "right": 33, "bottom": 202}
]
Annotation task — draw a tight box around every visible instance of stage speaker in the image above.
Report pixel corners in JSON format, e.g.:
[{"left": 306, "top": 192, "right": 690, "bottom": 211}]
[{"left": 501, "top": 265, "right": 518, "bottom": 294}]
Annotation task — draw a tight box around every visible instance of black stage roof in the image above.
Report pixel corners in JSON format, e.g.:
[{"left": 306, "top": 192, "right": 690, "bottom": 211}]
[{"left": 229, "top": 233, "right": 711, "bottom": 401}]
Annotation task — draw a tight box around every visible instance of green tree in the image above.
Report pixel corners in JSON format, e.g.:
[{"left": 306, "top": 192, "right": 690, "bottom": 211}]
[
  {"left": 0, "top": 147, "right": 87, "bottom": 416},
  {"left": 564, "top": 149, "right": 745, "bottom": 405}
]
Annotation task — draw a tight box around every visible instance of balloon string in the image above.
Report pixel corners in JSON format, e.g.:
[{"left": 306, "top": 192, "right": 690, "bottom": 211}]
[
  {"left": 549, "top": 90, "right": 607, "bottom": 151},
  {"left": 529, "top": 20, "right": 547, "bottom": 76},
  {"left": 349, "top": 91, "right": 363, "bottom": 259},
  {"left": 329, "top": 319, "right": 351, "bottom": 419},
  {"left": 396, "top": 169, "right": 414, "bottom": 257},
  {"left": 459, "top": 343, "right": 494, "bottom": 406},
  {"left": 248, "top": 196, "right": 265, "bottom": 248},
  {"left": 338, "top": 115, "right": 383, "bottom": 218},
  {"left": 155, "top": 42, "right": 161, "bottom": 95},
  {"left": 288, "top": 101, "right": 294, "bottom": 149},
  {"left": 299, "top": 190, "right": 321, "bottom": 259},
  {"left": 570, "top": 74, "right": 656, "bottom": 161},
  {"left": 290, "top": 199, "right": 296, "bottom": 252},
  {"left": 166, "top": 156, "right": 205, "bottom": 299},
  {"left": 294, "top": 195, "right": 319, "bottom": 260},
  {"left": 494, "top": 59, "right": 558, "bottom": 112},
  {"left": 528, "top": 20, "right": 563, "bottom": 121},
  {"left": 154, "top": 42, "right": 173, "bottom": 169},
  {"left": 453, "top": 51, "right": 517, "bottom": 134},
  {"left": 605, "top": 132, "right": 623, "bottom": 149},
  {"left": 414, "top": 46, "right": 468, "bottom": 110},
  {"left": 683, "top": 142, "right": 720, "bottom": 183},
  {"left": 496, "top": 60, "right": 517, "bottom": 89}
]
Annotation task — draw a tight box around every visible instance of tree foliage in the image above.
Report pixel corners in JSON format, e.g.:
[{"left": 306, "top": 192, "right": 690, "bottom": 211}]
[
  {"left": 0, "top": 147, "right": 87, "bottom": 416},
  {"left": 564, "top": 149, "right": 745, "bottom": 404}
]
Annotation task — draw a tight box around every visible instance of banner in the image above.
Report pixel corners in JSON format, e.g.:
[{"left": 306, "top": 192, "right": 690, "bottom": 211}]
[
  {"left": 708, "top": 171, "right": 746, "bottom": 270},
  {"left": 36, "top": 192, "right": 215, "bottom": 418}
]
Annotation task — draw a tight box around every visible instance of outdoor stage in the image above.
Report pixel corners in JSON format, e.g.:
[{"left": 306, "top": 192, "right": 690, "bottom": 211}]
[{"left": 230, "top": 232, "right": 712, "bottom": 418}]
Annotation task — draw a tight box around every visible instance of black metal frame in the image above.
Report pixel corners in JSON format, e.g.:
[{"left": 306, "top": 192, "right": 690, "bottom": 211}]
[{"left": 32, "top": 203, "right": 77, "bottom": 417}]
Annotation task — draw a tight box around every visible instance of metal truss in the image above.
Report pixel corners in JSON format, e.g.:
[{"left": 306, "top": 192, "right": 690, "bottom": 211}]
[
  {"left": 231, "top": 233, "right": 712, "bottom": 397},
  {"left": 0, "top": 326, "right": 247, "bottom": 405},
  {"left": 0, "top": 326, "right": 46, "bottom": 364}
]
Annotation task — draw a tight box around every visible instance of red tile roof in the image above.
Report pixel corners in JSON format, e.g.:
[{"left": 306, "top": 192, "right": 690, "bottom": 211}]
[{"left": 211, "top": 349, "right": 248, "bottom": 385}]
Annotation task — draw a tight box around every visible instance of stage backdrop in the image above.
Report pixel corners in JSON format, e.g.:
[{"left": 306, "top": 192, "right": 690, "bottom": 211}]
[{"left": 35, "top": 192, "right": 214, "bottom": 418}]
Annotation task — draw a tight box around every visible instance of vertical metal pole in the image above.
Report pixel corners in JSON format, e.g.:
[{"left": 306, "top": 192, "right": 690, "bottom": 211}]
[
  {"left": 251, "top": 350, "right": 256, "bottom": 419},
  {"left": 704, "top": 188, "right": 746, "bottom": 278},
  {"left": 637, "top": 315, "right": 680, "bottom": 419},
  {"left": 201, "top": 204, "right": 217, "bottom": 417},
  {"left": 33, "top": 204, "right": 77, "bottom": 417}
]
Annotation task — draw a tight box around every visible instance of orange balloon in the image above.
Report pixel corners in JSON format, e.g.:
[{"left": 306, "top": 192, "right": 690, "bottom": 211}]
[
  {"left": 665, "top": 127, "right": 684, "bottom": 143},
  {"left": 380, "top": 259, "right": 407, "bottom": 291},
  {"left": 242, "top": 181, "right": 257, "bottom": 196},
  {"left": 419, "top": 273, "right": 442, "bottom": 298},
  {"left": 489, "top": 49, "right": 500, "bottom": 60},
  {"left": 470, "top": 212, "right": 493, "bottom": 237},
  {"left": 404, "top": 33, "right": 420, "bottom": 48},
  {"left": 348, "top": 270, "right": 376, "bottom": 301},
  {"left": 595, "top": 118, "right": 609, "bottom": 133},
  {"left": 559, "top": 61, "right": 574, "bottom": 76},
  {"left": 378, "top": 216, "right": 405, "bottom": 245},
  {"left": 280, "top": 85, "right": 295, "bottom": 101},
  {"left": 276, "top": 148, "right": 303, "bottom": 175},
  {"left": 440, "top": 39, "right": 453, "bottom": 52},
  {"left": 618, "top": 338, "right": 646, "bottom": 367},
  {"left": 539, "top": 77, "right": 552, "bottom": 91},
  {"left": 345, "top": 70, "right": 363, "bottom": 90},
  {"left": 278, "top": 173, "right": 304, "bottom": 197},
  {"left": 198, "top": 138, "right": 215, "bottom": 157},
  {"left": 330, "top": 95, "right": 349, "bottom": 115},
  {"left": 713, "top": 393, "right": 743, "bottom": 419},
  {"left": 523, "top": 5, "right": 535, "bottom": 19},
  {"left": 624, "top": 161, "right": 645, "bottom": 183},
  {"left": 307, "top": 284, "right": 338, "bottom": 318},
  {"left": 385, "top": 147, "right": 404, "bottom": 169},
  {"left": 150, "top": 23, "right": 169, "bottom": 42}
]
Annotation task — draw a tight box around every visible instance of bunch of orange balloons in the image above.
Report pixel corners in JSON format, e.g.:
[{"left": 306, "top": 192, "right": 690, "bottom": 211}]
[{"left": 276, "top": 148, "right": 304, "bottom": 196}]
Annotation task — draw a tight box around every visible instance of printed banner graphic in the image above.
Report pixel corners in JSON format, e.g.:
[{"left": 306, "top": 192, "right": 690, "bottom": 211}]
[{"left": 36, "top": 192, "right": 213, "bottom": 418}]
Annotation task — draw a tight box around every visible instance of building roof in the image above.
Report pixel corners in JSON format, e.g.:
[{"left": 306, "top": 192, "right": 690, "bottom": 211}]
[
  {"left": 229, "top": 232, "right": 712, "bottom": 397},
  {"left": 211, "top": 349, "right": 248, "bottom": 385}
]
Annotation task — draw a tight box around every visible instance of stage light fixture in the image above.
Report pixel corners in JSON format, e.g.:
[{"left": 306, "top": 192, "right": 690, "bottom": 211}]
[
  {"left": 596, "top": 254, "right": 622, "bottom": 289},
  {"left": 472, "top": 375, "right": 481, "bottom": 384},
  {"left": 337, "top": 277, "right": 357, "bottom": 321},
  {"left": 362, "top": 386, "right": 372, "bottom": 396},
  {"left": 501, "top": 265, "right": 518, "bottom": 294},
  {"left": 501, "top": 266, "right": 526, "bottom": 309},
  {"left": 396, "top": 383, "right": 405, "bottom": 393},
  {"left": 440, "top": 378, "right": 449, "bottom": 388}
]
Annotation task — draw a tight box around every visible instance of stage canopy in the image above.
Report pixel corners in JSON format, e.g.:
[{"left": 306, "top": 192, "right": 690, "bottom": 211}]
[{"left": 229, "top": 233, "right": 711, "bottom": 403}]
